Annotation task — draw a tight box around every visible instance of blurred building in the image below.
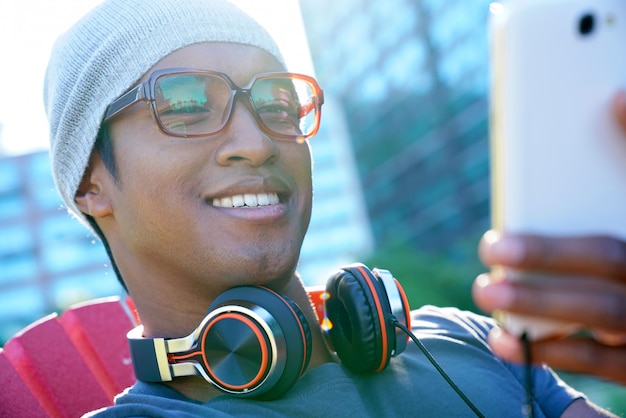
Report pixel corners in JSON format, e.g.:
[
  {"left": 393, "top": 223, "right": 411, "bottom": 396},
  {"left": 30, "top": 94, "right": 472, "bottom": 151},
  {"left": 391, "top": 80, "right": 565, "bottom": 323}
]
[
  {"left": 299, "top": 0, "right": 493, "bottom": 261},
  {"left": 0, "top": 152, "right": 123, "bottom": 343}
]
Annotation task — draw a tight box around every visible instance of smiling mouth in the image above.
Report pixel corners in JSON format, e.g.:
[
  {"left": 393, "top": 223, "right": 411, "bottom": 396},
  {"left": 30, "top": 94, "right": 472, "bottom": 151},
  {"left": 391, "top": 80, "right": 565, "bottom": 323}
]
[{"left": 212, "top": 192, "right": 280, "bottom": 208}]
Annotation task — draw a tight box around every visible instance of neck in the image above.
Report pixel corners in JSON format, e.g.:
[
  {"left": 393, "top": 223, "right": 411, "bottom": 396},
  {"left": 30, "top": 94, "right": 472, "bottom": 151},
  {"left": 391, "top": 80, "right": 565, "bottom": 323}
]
[{"left": 281, "top": 276, "right": 336, "bottom": 370}]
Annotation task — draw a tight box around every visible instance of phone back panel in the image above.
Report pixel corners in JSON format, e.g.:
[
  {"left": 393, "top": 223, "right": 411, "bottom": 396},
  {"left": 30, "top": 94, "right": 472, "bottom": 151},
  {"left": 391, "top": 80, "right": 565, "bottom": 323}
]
[{"left": 490, "top": 0, "right": 626, "bottom": 239}]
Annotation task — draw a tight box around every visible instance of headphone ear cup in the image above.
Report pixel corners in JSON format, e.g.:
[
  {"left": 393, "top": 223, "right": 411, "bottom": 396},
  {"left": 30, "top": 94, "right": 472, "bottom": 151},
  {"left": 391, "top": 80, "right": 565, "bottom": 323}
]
[
  {"left": 204, "top": 286, "right": 312, "bottom": 399},
  {"left": 324, "top": 263, "right": 395, "bottom": 373}
]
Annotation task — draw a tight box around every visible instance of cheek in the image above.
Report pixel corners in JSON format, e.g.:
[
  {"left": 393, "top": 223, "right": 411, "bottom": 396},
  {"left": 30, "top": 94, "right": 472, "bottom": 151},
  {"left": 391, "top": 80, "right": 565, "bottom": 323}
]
[
  {"left": 287, "top": 142, "right": 313, "bottom": 190},
  {"left": 111, "top": 138, "right": 203, "bottom": 233},
  {"left": 118, "top": 147, "right": 177, "bottom": 197},
  {"left": 112, "top": 121, "right": 200, "bottom": 196},
  {"left": 293, "top": 144, "right": 314, "bottom": 223},
  {"left": 296, "top": 141, "right": 314, "bottom": 182}
]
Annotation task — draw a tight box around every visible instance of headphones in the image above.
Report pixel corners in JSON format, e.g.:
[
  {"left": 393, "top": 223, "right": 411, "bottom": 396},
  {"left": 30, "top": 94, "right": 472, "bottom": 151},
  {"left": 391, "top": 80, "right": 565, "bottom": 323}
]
[{"left": 127, "top": 263, "right": 411, "bottom": 400}]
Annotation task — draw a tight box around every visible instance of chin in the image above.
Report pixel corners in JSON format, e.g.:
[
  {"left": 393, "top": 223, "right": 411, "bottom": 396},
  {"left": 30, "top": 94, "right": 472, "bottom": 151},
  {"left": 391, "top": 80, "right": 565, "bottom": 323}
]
[{"left": 250, "top": 258, "right": 298, "bottom": 291}]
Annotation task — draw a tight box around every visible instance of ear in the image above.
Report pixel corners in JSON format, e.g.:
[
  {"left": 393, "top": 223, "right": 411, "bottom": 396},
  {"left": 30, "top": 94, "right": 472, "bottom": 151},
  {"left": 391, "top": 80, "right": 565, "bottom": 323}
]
[{"left": 75, "top": 153, "right": 114, "bottom": 219}]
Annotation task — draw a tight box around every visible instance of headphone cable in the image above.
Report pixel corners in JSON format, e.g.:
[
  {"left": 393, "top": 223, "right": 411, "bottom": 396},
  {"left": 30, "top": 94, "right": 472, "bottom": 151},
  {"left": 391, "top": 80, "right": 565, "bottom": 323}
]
[
  {"left": 392, "top": 319, "right": 485, "bottom": 418},
  {"left": 521, "top": 332, "right": 534, "bottom": 418}
]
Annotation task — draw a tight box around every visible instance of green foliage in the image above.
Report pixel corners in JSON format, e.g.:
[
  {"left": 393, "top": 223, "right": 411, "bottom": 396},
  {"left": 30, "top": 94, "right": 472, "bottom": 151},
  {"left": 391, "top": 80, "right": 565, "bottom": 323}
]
[{"left": 363, "top": 241, "right": 485, "bottom": 313}]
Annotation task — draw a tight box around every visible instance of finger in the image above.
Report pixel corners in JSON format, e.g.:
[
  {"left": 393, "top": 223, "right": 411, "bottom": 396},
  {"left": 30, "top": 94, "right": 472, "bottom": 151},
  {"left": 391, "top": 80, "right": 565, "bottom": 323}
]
[
  {"left": 480, "top": 231, "right": 626, "bottom": 282},
  {"left": 473, "top": 274, "right": 626, "bottom": 331},
  {"left": 489, "top": 328, "right": 626, "bottom": 386},
  {"left": 479, "top": 230, "right": 525, "bottom": 267},
  {"left": 593, "top": 329, "right": 626, "bottom": 346},
  {"left": 473, "top": 273, "right": 513, "bottom": 313},
  {"left": 487, "top": 327, "right": 524, "bottom": 361},
  {"left": 613, "top": 90, "right": 626, "bottom": 133}
]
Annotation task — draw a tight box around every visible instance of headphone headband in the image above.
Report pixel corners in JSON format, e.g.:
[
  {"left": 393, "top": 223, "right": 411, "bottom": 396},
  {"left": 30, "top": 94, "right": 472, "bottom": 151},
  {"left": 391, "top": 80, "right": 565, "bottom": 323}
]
[
  {"left": 128, "top": 286, "right": 310, "bottom": 399},
  {"left": 127, "top": 265, "right": 411, "bottom": 398}
]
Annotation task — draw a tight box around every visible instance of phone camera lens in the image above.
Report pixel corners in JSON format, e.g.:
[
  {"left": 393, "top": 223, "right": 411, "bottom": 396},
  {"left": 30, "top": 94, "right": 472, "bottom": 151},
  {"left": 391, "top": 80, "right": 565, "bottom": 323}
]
[{"left": 578, "top": 13, "right": 595, "bottom": 36}]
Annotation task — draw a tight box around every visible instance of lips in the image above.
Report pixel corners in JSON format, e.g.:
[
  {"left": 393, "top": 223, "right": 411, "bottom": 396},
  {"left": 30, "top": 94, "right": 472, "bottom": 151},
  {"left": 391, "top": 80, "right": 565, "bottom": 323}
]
[
  {"left": 206, "top": 174, "right": 293, "bottom": 213},
  {"left": 212, "top": 192, "right": 280, "bottom": 208}
]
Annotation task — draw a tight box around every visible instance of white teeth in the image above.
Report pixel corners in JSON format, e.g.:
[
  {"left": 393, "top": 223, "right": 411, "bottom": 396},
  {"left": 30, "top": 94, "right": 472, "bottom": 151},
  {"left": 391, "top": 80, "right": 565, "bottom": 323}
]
[
  {"left": 213, "top": 192, "right": 279, "bottom": 208},
  {"left": 232, "top": 195, "right": 245, "bottom": 207},
  {"left": 244, "top": 194, "right": 257, "bottom": 207},
  {"left": 257, "top": 193, "right": 269, "bottom": 206}
]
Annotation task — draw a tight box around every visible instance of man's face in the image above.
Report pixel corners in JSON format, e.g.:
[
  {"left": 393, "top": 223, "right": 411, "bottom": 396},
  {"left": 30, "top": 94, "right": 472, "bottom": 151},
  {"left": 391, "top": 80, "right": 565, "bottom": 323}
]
[{"left": 99, "top": 43, "right": 313, "bottom": 301}]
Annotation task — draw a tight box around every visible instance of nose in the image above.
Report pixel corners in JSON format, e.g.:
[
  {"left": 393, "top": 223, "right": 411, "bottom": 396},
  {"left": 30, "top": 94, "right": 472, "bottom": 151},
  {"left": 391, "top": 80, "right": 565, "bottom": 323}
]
[{"left": 215, "top": 100, "right": 280, "bottom": 166}]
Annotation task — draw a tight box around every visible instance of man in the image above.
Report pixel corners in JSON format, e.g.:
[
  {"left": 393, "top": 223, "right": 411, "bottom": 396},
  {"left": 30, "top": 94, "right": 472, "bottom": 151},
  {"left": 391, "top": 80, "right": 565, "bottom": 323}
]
[{"left": 44, "top": 0, "right": 613, "bottom": 416}]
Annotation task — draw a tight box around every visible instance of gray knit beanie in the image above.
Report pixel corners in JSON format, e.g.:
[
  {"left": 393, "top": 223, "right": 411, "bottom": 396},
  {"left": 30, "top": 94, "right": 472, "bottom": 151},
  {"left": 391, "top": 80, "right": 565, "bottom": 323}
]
[{"left": 44, "top": 0, "right": 285, "bottom": 233}]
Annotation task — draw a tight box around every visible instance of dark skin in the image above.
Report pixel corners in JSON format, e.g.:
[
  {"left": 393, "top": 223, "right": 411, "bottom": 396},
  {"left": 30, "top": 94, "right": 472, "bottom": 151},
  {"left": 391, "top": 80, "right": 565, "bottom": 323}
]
[
  {"left": 75, "top": 42, "right": 333, "bottom": 401},
  {"left": 473, "top": 91, "right": 626, "bottom": 386}
]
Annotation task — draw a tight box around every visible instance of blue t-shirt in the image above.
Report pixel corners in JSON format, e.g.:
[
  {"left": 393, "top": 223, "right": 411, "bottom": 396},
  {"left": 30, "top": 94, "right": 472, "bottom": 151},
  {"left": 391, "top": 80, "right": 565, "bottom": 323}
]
[{"left": 88, "top": 306, "right": 583, "bottom": 417}]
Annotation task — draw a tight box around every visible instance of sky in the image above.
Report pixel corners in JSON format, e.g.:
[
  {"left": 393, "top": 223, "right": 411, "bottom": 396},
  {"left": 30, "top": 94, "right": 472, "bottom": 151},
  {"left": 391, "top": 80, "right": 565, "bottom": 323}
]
[{"left": 0, "top": 0, "right": 312, "bottom": 156}]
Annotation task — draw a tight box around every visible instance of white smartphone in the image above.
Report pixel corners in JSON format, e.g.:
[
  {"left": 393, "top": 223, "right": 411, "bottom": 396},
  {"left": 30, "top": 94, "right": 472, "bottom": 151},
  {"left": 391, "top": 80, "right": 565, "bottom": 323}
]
[{"left": 489, "top": 0, "right": 626, "bottom": 339}]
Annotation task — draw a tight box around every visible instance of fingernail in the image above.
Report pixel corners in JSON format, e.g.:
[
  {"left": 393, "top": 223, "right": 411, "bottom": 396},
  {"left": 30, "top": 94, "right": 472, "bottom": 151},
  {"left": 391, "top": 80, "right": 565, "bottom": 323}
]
[
  {"left": 474, "top": 275, "right": 514, "bottom": 310},
  {"left": 489, "top": 327, "right": 523, "bottom": 361},
  {"left": 490, "top": 235, "right": 525, "bottom": 265}
]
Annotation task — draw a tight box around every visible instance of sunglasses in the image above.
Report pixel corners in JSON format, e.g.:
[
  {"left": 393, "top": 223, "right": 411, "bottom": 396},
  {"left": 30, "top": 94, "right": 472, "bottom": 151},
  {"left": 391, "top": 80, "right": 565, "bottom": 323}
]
[{"left": 103, "top": 68, "right": 324, "bottom": 141}]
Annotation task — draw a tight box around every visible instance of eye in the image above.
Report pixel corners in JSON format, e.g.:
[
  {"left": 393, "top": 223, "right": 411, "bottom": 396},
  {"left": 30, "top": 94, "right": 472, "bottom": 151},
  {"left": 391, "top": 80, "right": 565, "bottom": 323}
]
[
  {"left": 158, "top": 101, "right": 214, "bottom": 129},
  {"left": 258, "top": 102, "right": 297, "bottom": 116},
  {"left": 161, "top": 101, "right": 208, "bottom": 116},
  {"left": 258, "top": 101, "right": 299, "bottom": 121},
  {"left": 257, "top": 102, "right": 303, "bottom": 136},
  {"left": 155, "top": 75, "right": 215, "bottom": 122},
  {"left": 154, "top": 76, "right": 229, "bottom": 134}
]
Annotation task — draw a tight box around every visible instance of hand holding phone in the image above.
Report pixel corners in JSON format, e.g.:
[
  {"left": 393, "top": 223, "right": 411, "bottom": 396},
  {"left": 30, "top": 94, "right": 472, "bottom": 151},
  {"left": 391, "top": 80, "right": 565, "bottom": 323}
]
[{"left": 488, "top": 0, "right": 626, "bottom": 340}]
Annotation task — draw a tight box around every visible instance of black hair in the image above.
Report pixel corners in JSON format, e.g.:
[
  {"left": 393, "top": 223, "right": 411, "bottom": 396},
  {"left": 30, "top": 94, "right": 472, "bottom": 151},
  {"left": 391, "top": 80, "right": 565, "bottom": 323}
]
[
  {"left": 94, "top": 124, "right": 119, "bottom": 184},
  {"left": 87, "top": 214, "right": 127, "bottom": 292},
  {"left": 88, "top": 125, "right": 126, "bottom": 290}
]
